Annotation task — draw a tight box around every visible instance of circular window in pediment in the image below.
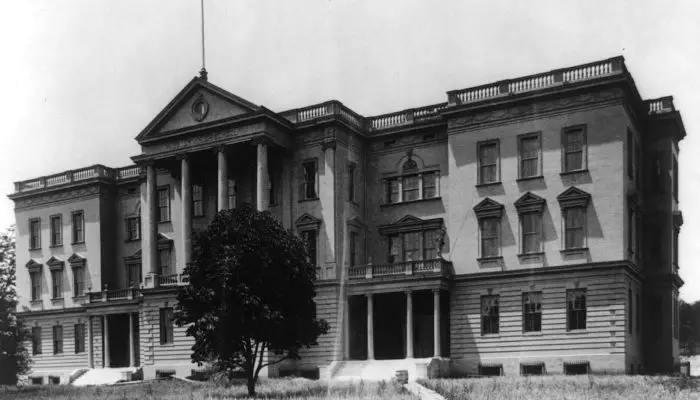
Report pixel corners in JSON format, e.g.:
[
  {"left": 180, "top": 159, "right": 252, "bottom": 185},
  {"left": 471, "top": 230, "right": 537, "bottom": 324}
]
[{"left": 191, "top": 96, "right": 209, "bottom": 122}]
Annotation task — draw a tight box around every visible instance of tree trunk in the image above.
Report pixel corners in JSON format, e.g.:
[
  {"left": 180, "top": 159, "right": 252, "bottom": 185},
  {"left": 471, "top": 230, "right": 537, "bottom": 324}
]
[{"left": 247, "top": 372, "right": 256, "bottom": 396}]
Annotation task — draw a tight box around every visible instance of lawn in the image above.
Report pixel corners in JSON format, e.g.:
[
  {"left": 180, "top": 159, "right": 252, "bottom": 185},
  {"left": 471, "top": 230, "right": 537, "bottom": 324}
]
[
  {"left": 0, "top": 377, "right": 417, "bottom": 400},
  {"left": 419, "top": 375, "right": 700, "bottom": 400}
]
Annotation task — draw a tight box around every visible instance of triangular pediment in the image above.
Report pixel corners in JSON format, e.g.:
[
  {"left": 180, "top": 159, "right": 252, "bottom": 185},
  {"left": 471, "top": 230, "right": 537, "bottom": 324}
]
[
  {"left": 295, "top": 213, "right": 322, "bottom": 228},
  {"left": 25, "top": 259, "right": 42, "bottom": 269},
  {"left": 515, "top": 192, "right": 546, "bottom": 213},
  {"left": 394, "top": 215, "right": 423, "bottom": 225},
  {"left": 46, "top": 256, "right": 64, "bottom": 266},
  {"left": 473, "top": 198, "right": 504, "bottom": 218},
  {"left": 67, "top": 253, "right": 86, "bottom": 267},
  {"left": 136, "top": 77, "right": 260, "bottom": 143},
  {"left": 557, "top": 187, "right": 591, "bottom": 208},
  {"left": 379, "top": 215, "right": 443, "bottom": 235},
  {"left": 124, "top": 249, "right": 142, "bottom": 262}
]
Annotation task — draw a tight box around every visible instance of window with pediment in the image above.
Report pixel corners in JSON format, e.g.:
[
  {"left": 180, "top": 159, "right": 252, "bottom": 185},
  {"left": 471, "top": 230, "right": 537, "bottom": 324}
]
[
  {"left": 295, "top": 213, "right": 322, "bottom": 267},
  {"left": 474, "top": 198, "right": 504, "bottom": 259},
  {"left": 68, "top": 254, "right": 86, "bottom": 297},
  {"left": 383, "top": 155, "right": 440, "bottom": 205},
  {"left": 379, "top": 215, "right": 444, "bottom": 263},
  {"left": 557, "top": 187, "right": 591, "bottom": 251},
  {"left": 47, "top": 257, "right": 64, "bottom": 300},
  {"left": 26, "top": 259, "right": 42, "bottom": 301},
  {"left": 515, "top": 192, "right": 546, "bottom": 255}
]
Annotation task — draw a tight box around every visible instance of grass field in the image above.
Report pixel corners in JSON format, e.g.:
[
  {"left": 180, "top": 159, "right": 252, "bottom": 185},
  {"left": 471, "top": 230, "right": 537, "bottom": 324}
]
[
  {"left": 0, "top": 377, "right": 417, "bottom": 400},
  {"left": 419, "top": 375, "right": 700, "bottom": 400}
]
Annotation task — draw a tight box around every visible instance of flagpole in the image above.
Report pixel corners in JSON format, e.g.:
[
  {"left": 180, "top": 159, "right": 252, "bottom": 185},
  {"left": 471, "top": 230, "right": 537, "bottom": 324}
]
[{"left": 200, "top": 0, "right": 207, "bottom": 79}]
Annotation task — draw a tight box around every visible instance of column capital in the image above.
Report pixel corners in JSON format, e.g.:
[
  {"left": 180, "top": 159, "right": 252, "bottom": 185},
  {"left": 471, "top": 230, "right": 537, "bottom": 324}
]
[
  {"left": 250, "top": 136, "right": 273, "bottom": 147},
  {"left": 321, "top": 140, "right": 337, "bottom": 151},
  {"left": 432, "top": 288, "right": 441, "bottom": 294},
  {"left": 365, "top": 293, "right": 373, "bottom": 299},
  {"left": 212, "top": 145, "right": 227, "bottom": 154},
  {"left": 405, "top": 289, "right": 413, "bottom": 295},
  {"left": 175, "top": 153, "right": 190, "bottom": 161}
]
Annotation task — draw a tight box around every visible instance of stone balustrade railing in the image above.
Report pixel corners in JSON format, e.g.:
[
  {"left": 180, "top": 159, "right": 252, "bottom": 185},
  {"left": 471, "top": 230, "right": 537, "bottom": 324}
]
[
  {"left": 367, "top": 103, "right": 447, "bottom": 131},
  {"left": 13, "top": 164, "right": 142, "bottom": 194},
  {"left": 645, "top": 96, "right": 675, "bottom": 115},
  {"left": 281, "top": 101, "right": 365, "bottom": 130},
  {"left": 86, "top": 287, "right": 141, "bottom": 303},
  {"left": 348, "top": 258, "right": 452, "bottom": 280},
  {"left": 447, "top": 56, "right": 625, "bottom": 106}
]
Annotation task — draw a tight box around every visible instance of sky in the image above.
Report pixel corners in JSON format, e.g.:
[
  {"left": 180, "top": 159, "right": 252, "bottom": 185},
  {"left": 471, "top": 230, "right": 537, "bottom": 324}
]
[{"left": 0, "top": 0, "right": 698, "bottom": 301}]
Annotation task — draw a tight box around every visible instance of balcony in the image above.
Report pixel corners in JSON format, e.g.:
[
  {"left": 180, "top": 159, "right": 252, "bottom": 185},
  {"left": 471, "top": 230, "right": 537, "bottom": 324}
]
[
  {"left": 86, "top": 287, "right": 141, "bottom": 304},
  {"left": 348, "top": 258, "right": 453, "bottom": 280},
  {"left": 11, "top": 164, "right": 143, "bottom": 195},
  {"left": 143, "top": 273, "right": 190, "bottom": 289}
]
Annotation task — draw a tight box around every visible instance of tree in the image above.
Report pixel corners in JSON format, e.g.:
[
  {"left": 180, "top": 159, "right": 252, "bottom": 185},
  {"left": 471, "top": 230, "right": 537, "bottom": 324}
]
[
  {"left": 680, "top": 299, "right": 700, "bottom": 355},
  {"left": 0, "top": 225, "right": 30, "bottom": 384},
  {"left": 174, "top": 205, "right": 329, "bottom": 396}
]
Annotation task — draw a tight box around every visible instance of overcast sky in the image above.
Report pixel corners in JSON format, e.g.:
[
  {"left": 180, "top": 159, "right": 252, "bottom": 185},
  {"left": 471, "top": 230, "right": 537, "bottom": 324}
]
[{"left": 0, "top": 0, "right": 697, "bottom": 301}]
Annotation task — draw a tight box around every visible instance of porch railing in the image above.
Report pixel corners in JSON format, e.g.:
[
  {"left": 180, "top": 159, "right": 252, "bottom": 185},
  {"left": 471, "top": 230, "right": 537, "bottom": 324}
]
[
  {"left": 86, "top": 287, "right": 141, "bottom": 303},
  {"left": 348, "top": 258, "right": 452, "bottom": 280}
]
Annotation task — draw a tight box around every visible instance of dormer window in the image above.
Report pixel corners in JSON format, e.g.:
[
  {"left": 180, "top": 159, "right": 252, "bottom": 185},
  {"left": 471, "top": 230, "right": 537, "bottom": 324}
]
[{"left": 383, "top": 156, "right": 440, "bottom": 205}]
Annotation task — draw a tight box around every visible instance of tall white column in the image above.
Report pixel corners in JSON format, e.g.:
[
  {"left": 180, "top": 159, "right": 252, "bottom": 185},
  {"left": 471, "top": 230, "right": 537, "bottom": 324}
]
[
  {"left": 143, "top": 163, "right": 158, "bottom": 279},
  {"left": 406, "top": 290, "right": 414, "bottom": 358},
  {"left": 180, "top": 155, "right": 192, "bottom": 266},
  {"left": 256, "top": 139, "right": 268, "bottom": 211},
  {"left": 87, "top": 316, "right": 94, "bottom": 368},
  {"left": 103, "top": 315, "right": 110, "bottom": 368},
  {"left": 343, "top": 296, "right": 350, "bottom": 360},
  {"left": 128, "top": 313, "right": 135, "bottom": 367},
  {"left": 367, "top": 294, "right": 374, "bottom": 360},
  {"left": 433, "top": 289, "right": 441, "bottom": 358},
  {"left": 217, "top": 147, "right": 228, "bottom": 211},
  {"left": 321, "top": 141, "right": 336, "bottom": 264}
]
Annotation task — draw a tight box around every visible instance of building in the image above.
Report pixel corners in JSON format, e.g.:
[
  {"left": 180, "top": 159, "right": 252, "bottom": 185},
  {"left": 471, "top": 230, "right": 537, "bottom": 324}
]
[{"left": 9, "top": 56, "right": 686, "bottom": 383}]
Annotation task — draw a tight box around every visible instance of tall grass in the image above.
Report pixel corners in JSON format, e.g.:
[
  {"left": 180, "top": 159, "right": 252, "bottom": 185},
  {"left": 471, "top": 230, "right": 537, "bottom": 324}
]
[
  {"left": 419, "top": 375, "right": 700, "bottom": 400},
  {"left": 0, "top": 377, "right": 417, "bottom": 400}
]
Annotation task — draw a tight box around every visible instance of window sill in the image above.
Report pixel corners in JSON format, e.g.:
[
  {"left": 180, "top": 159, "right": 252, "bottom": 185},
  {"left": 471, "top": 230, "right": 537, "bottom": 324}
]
[
  {"left": 298, "top": 197, "right": 320, "bottom": 203},
  {"left": 193, "top": 214, "right": 207, "bottom": 219},
  {"left": 71, "top": 241, "right": 85, "bottom": 245},
  {"left": 523, "top": 331, "right": 543, "bottom": 336},
  {"left": 480, "top": 333, "right": 500, "bottom": 338},
  {"left": 566, "top": 329, "right": 588, "bottom": 334},
  {"left": 561, "top": 247, "right": 589, "bottom": 255},
  {"left": 475, "top": 182, "right": 502, "bottom": 188},
  {"left": 516, "top": 175, "right": 544, "bottom": 182},
  {"left": 518, "top": 252, "right": 544, "bottom": 258},
  {"left": 157, "top": 220, "right": 172, "bottom": 224},
  {"left": 560, "top": 169, "right": 589, "bottom": 177},
  {"left": 29, "top": 247, "right": 42, "bottom": 251},
  {"left": 477, "top": 256, "right": 503, "bottom": 265},
  {"left": 124, "top": 238, "right": 141, "bottom": 243},
  {"left": 72, "top": 295, "right": 86, "bottom": 302},
  {"left": 50, "top": 298, "right": 64, "bottom": 305},
  {"left": 50, "top": 244, "right": 63, "bottom": 248},
  {"left": 380, "top": 196, "right": 441, "bottom": 208},
  {"left": 30, "top": 300, "right": 42, "bottom": 306}
]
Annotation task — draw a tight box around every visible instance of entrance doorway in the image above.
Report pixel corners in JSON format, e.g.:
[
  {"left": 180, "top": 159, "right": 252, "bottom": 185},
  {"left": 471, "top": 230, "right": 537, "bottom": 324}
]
[
  {"left": 104, "top": 313, "right": 138, "bottom": 368},
  {"left": 348, "top": 296, "right": 367, "bottom": 360},
  {"left": 374, "top": 292, "right": 406, "bottom": 360}
]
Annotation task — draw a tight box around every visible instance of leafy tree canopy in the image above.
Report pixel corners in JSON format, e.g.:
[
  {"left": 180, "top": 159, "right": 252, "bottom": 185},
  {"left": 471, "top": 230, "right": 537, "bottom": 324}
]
[
  {"left": 0, "top": 225, "right": 30, "bottom": 384},
  {"left": 175, "top": 206, "right": 329, "bottom": 396}
]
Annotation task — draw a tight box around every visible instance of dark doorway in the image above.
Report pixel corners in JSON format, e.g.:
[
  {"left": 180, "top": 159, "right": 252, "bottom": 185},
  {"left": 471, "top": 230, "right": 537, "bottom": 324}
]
[
  {"left": 107, "top": 314, "right": 131, "bottom": 368},
  {"left": 348, "top": 296, "right": 367, "bottom": 360},
  {"left": 374, "top": 292, "right": 406, "bottom": 360},
  {"left": 413, "top": 291, "right": 434, "bottom": 358}
]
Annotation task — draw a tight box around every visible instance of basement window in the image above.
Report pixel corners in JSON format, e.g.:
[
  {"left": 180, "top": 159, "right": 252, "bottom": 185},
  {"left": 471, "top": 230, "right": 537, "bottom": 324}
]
[
  {"left": 564, "top": 362, "right": 590, "bottom": 375},
  {"left": 30, "top": 377, "right": 43, "bottom": 385},
  {"left": 478, "top": 364, "right": 503, "bottom": 376},
  {"left": 49, "top": 376, "right": 60, "bottom": 385},
  {"left": 520, "top": 362, "right": 545, "bottom": 376}
]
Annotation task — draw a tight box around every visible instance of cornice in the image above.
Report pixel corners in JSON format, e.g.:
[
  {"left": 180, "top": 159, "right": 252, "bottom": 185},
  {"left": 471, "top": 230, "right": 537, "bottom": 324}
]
[
  {"left": 11, "top": 184, "right": 112, "bottom": 210},
  {"left": 454, "top": 260, "right": 642, "bottom": 282}
]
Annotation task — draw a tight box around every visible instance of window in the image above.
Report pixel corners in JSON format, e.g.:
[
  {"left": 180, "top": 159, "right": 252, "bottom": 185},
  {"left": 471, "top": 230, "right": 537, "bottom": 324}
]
[
  {"left": 29, "top": 218, "right": 41, "bottom": 249},
  {"left": 50, "top": 215, "right": 62, "bottom": 246},
  {"left": 51, "top": 270, "right": 62, "bottom": 299},
  {"left": 673, "top": 230, "right": 679, "bottom": 267},
  {"left": 127, "top": 263, "right": 142, "bottom": 288},
  {"left": 402, "top": 175, "right": 420, "bottom": 202},
  {"left": 521, "top": 213, "right": 542, "bottom": 254},
  {"left": 348, "top": 164, "right": 356, "bottom": 202},
  {"left": 388, "top": 235, "right": 400, "bottom": 263},
  {"left": 403, "top": 232, "right": 421, "bottom": 262},
  {"left": 158, "top": 249, "right": 171, "bottom": 276},
  {"left": 30, "top": 271, "right": 41, "bottom": 301},
  {"left": 628, "top": 289, "right": 633, "bottom": 335},
  {"left": 564, "top": 208, "right": 585, "bottom": 249},
  {"left": 523, "top": 292, "right": 542, "bottom": 333},
  {"left": 126, "top": 217, "right": 140, "bottom": 241},
  {"left": 567, "top": 289, "right": 587, "bottom": 330},
  {"left": 157, "top": 187, "right": 170, "bottom": 222},
  {"left": 52, "top": 325, "right": 63, "bottom": 354},
  {"left": 193, "top": 184, "right": 204, "bottom": 217},
  {"left": 72, "top": 211, "right": 84, "bottom": 243},
  {"left": 227, "top": 179, "right": 237, "bottom": 209},
  {"left": 562, "top": 126, "right": 586, "bottom": 172},
  {"left": 478, "top": 364, "right": 503, "bottom": 376},
  {"left": 627, "top": 129, "right": 635, "bottom": 180},
  {"left": 159, "top": 308, "right": 174, "bottom": 345},
  {"left": 73, "top": 267, "right": 84, "bottom": 296},
  {"left": 74, "top": 323, "right": 85, "bottom": 354},
  {"left": 301, "top": 230, "right": 317, "bottom": 266},
  {"left": 302, "top": 160, "right": 318, "bottom": 200},
  {"left": 422, "top": 172, "right": 438, "bottom": 199},
  {"left": 519, "top": 133, "right": 541, "bottom": 178},
  {"left": 478, "top": 141, "right": 499, "bottom": 184},
  {"left": 349, "top": 231, "right": 357, "bottom": 266},
  {"left": 31, "top": 377, "right": 43, "bottom": 385},
  {"left": 521, "top": 363, "right": 545, "bottom": 376},
  {"left": 628, "top": 206, "right": 636, "bottom": 256},
  {"left": 480, "top": 218, "right": 500, "bottom": 258},
  {"left": 564, "top": 362, "right": 590, "bottom": 375},
  {"left": 673, "top": 157, "right": 679, "bottom": 201},
  {"left": 386, "top": 179, "right": 399, "bottom": 204},
  {"left": 481, "top": 295, "right": 500, "bottom": 335},
  {"left": 32, "top": 327, "right": 42, "bottom": 355},
  {"left": 423, "top": 230, "right": 438, "bottom": 260}
]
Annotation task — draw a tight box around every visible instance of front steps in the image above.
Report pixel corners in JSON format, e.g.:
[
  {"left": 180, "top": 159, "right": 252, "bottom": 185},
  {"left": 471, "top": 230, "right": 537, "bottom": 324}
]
[
  {"left": 331, "top": 359, "right": 432, "bottom": 382},
  {"left": 72, "top": 367, "right": 141, "bottom": 386}
]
